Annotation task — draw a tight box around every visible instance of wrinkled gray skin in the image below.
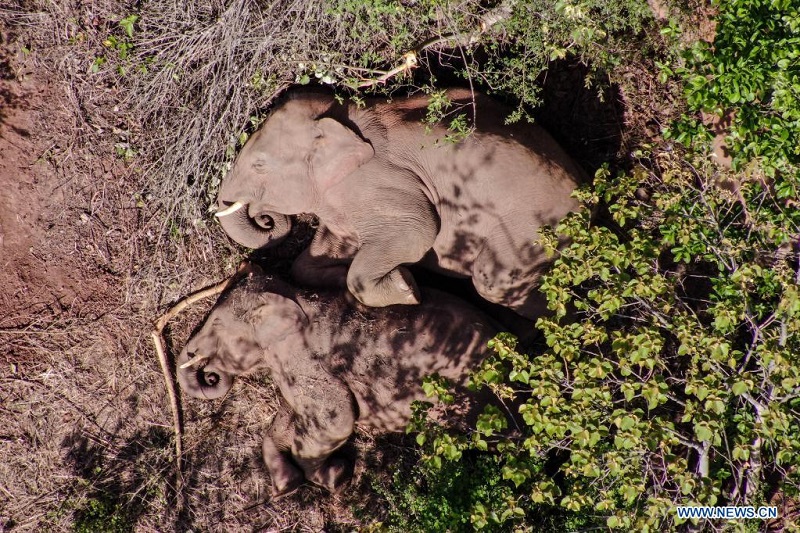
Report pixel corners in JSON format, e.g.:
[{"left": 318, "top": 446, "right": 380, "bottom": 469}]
[
  {"left": 216, "top": 89, "right": 585, "bottom": 319},
  {"left": 177, "top": 268, "right": 498, "bottom": 495}
]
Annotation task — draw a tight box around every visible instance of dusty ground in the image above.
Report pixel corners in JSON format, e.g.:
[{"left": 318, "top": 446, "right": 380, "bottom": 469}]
[
  {"left": 0, "top": 18, "right": 423, "bottom": 531},
  {"left": 0, "top": 25, "right": 330, "bottom": 531}
]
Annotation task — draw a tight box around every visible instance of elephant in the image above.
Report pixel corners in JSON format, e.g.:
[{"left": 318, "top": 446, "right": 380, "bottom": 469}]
[
  {"left": 214, "top": 89, "right": 586, "bottom": 319},
  {"left": 177, "top": 265, "right": 498, "bottom": 495}
]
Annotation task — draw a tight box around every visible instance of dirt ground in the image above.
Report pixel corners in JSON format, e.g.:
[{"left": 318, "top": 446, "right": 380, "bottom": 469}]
[
  {"left": 0, "top": 25, "right": 357, "bottom": 531},
  {"left": 0, "top": 19, "right": 454, "bottom": 530}
]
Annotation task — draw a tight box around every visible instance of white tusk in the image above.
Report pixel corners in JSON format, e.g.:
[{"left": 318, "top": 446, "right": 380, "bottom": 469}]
[
  {"left": 215, "top": 201, "right": 245, "bottom": 218},
  {"left": 180, "top": 353, "right": 210, "bottom": 369}
]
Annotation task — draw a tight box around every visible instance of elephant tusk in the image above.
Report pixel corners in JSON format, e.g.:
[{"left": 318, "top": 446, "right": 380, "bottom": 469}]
[
  {"left": 215, "top": 201, "right": 245, "bottom": 217},
  {"left": 180, "top": 353, "right": 210, "bottom": 369}
]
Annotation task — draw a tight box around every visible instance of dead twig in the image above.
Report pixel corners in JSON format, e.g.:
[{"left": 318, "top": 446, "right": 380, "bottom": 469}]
[
  {"left": 149, "top": 261, "right": 252, "bottom": 508},
  {"left": 357, "top": 51, "right": 419, "bottom": 88},
  {"left": 356, "top": 0, "right": 516, "bottom": 88}
]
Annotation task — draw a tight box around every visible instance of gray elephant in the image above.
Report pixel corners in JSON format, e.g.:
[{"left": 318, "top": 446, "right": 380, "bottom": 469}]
[
  {"left": 177, "top": 266, "right": 498, "bottom": 495},
  {"left": 214, "top": 89, "right": 585, "bottom": 319}
]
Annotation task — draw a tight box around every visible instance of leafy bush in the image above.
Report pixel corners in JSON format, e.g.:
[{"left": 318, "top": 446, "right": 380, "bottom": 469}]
[
  {"left": 368, "top": 449, "right": 597, "bottom": 531},
  {"left": 73, "top": 494, "right": 135, "bottom": 533},
  {"left": 414, "top": 149, "right": 800, "bottom": 530},
  {"left": 478, "top": 0, "right": 654, "bottom": 121},
  {"left": 668, "top": 0, "right": 800, "bottom": 178},
  {"left": 405, "top": 3, "right": 800, "bottom": 531}
]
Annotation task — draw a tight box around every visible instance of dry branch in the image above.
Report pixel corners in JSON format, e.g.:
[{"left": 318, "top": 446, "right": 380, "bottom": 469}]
[
  {"left": 356, "top": 0, "right": 516, "bottom": 88},
  {"left": 149, "top": 261, "right": 253, "bottom": 506}
]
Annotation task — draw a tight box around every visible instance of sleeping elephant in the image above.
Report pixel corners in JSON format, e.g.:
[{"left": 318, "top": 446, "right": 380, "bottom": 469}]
[
  {"left": 177, "top": 265, "right": 498, "bottom": 495},
  {"left": 215, "top": 89, "right": 586, "bottom": 319}
]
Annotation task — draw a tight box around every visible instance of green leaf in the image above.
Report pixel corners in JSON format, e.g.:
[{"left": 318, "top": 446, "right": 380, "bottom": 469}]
[
  {"left": 694, "top": 423, "right": 714, "bottom": 442},
  {"left": 119, "top": 15, "right": 138, "bottom": 38},
  {"left": 731, "top": 381, "right": 749, "bottom": 395}
]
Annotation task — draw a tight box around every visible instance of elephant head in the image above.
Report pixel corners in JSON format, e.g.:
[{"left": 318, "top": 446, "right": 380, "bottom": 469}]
[
  {"left": 176, "top": 273, "right": 309, "bottom": 399},
  {"left": 216, "top": 96, "right": 375, "bottom": 249}
]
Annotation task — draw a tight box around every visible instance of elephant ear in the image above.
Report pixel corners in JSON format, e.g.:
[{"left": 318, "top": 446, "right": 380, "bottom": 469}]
[
  {"left": 246, "top": 292, "right": 309, "bottom": 347},
  {"left": 310, "top": 117, "right": 374, "bottom": 190}
]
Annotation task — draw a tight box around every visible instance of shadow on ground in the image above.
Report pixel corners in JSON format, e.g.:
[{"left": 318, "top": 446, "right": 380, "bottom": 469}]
[{"left": 61, "top": 426, "right": 173, "bottom": 532}]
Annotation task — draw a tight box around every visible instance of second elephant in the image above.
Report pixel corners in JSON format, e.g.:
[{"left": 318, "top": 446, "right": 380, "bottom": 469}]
[
  {"left": 215, "top": 89, "right": 585, "bottom": 319},
  {"left": 177, "top": 266, "right": 498, "bottom": 495}
]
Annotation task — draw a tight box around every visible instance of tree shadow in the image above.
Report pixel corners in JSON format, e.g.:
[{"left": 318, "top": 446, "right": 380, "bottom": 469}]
[
  {"left": 534, "top": 59, "right": 626, "bottom": 172},
  {"left": 61, "top": 425, "right": 173, "bottom": 531}
]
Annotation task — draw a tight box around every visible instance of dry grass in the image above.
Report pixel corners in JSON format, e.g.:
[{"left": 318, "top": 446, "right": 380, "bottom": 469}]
[{"left": 2, "top": 2, "right": 429, "bottom": 527}]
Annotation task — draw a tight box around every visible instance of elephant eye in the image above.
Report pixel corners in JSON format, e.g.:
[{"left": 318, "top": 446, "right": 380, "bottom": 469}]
[{"left": 252, "top": 161, "right": 268, "bottom": 172}]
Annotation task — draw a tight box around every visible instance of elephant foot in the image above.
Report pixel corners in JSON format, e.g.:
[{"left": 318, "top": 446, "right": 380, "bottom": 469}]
[
  {"left": 263, "top": 437, "right": 305, "bottom": 497},
  {"left": 350, "top": 267, "right": 421, "bottom": 307},
  {"left": 308, "top": 456, "right": 353, "bottom": 493},
  {"left": 268, "top": 461, "right": 305, "bottom": 498}
]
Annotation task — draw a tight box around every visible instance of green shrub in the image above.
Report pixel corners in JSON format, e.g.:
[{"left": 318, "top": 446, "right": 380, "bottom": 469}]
[
  {"left": 668, "top": 0, "right": 800, "bottom": 179},
  {"left": 414, "top": 149, "right": 800, "bottom": 530},
  {"left": 73, "top": 494, "right": 135, "bottom": 533},
  {"left": 479, "top": 0, "right": 655, "bottom": 120},
  {"left": 369, "top": 449, "right": 596, "bottom": 531},
  {"left": 405, "top": 3, "right": 800, "bottom": 530}
]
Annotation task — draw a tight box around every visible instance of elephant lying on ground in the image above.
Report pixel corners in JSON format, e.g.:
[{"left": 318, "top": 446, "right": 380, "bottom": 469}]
[
  {"left": 177, "top": 266, "right": 498, "bottom": 495},
  {"left": 215, "top": 89, "right": 585, "bottom": 319}
]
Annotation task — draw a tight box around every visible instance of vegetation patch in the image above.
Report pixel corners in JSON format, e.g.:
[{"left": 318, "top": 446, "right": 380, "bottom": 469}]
[{"left": 409, "top": 2, "right": 800, "bottom": 529}]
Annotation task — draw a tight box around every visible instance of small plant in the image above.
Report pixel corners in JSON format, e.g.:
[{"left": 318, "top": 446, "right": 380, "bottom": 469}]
[
  {"left": 73, "top": 494, "right": 135, "bottom": 533},
  {"left": 92, "top": 14, "right": 139, "bottom": 75},
  {"left": 423, "top": 90, "right": 475, "bottom": 144},
  {"left": 114, "top": 142, "right": 136, "bottom": 162}
]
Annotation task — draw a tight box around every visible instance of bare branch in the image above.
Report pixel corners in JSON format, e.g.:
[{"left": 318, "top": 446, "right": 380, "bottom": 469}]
[{"left": 148, "top": 261, "right": 253, "bottom": 508}]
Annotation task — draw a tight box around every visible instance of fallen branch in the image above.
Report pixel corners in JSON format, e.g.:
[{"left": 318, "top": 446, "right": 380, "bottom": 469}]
[
  {"left": 150, "top": 261, "right": 253, "bottom": 507},
  {"left": 357, "top": 51, "right": 419, "bottom": 88},
  {"left": 356, "top": 0, "right": 516, "bottom": 88}
]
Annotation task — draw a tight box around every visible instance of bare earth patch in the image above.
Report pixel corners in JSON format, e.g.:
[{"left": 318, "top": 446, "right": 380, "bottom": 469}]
[{"left": 0, "top": 49, "right": 116, "bottom": 331}]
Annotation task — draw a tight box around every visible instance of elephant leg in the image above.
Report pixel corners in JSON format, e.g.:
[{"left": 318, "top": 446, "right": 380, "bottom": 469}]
[
  {"left": 277, "top": 369, "right": 357, "bottom": 492},
  {"left": 290, "top": 224, "right": 358, "bottom": 288},
  {"left": 346, "top": 215, "right": 438, "bottom": 307},
  {"left": 310, "top": 454, "right": 354, "bottom": 493},
  {"left": 472, "top": 240, "right": 551, "bottom": 321},
  {"left": 262, "top": 403, "right": 304, "bottom": 496}
]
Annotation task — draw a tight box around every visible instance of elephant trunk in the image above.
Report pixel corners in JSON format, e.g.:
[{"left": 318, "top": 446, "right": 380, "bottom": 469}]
[
  {"left": 215, "top": 200, "right": 292, "bottom": 249},
  {"left": 176, "top": 347, "right": 234, "bottom": 400}
]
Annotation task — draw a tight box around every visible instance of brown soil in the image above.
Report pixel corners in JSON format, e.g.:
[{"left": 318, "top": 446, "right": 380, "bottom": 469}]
[
  {"left": 0, "top": 24, "right": 372, "bottom": 532},
  {"left": 0, "top": 43, "right": 120, "bottom": 333}
]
